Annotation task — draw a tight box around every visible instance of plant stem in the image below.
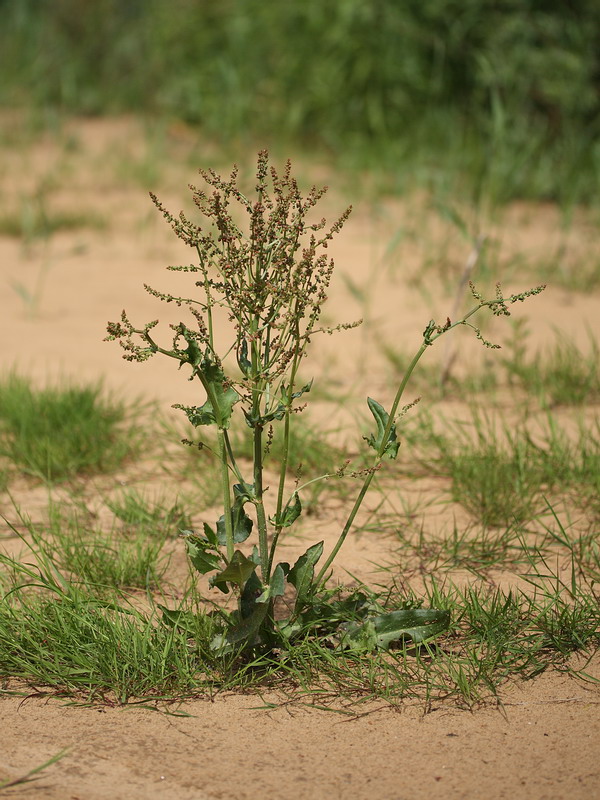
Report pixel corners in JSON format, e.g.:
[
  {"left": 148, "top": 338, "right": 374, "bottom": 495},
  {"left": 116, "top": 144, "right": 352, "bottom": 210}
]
[
  {"left": 253, "top": 422, "right": 270, "bottom": 583},
  {"left": 268, "top": 347, "right": 301, "bottom": 575},
  {"left": 267, "top": 409, "right": 290, "bottom": 576},
  {"left": 223, "top": 430, "right": 245, "bottom": 485},
  {"left": 314, "top": 342, "right": 429, "bottom": 585},
  {"left": 314, "top": 301, "right": 497, "bottom": 586},
  {"left": 216, "top": 428, "right": 234, "bottom": 562}
]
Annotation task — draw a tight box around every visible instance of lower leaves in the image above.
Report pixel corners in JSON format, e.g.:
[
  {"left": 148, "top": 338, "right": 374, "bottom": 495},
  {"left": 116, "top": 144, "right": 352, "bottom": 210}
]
[{"left": 161, "top": 540, "right": 451, "bottom": 656}]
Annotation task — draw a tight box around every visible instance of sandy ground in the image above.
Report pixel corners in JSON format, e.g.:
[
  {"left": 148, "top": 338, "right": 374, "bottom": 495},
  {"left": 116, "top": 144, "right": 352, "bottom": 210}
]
[
  {"left": 0, "top": 117, "right": 599, "bottom": 799},
  {"left": 1, "top": 676, "right": 599, "bottom": 800}
]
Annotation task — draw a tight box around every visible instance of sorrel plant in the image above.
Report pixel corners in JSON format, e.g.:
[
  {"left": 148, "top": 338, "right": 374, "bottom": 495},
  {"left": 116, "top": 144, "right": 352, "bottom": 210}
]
[{"left": 106, "top": 152, "right": 544, "bottom": 654}]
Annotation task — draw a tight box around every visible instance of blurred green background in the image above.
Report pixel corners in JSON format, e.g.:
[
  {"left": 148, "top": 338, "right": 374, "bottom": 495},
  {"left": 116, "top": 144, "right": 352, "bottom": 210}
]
[{"left": 1, "top": 0, "right": 599, "bottom": 205}]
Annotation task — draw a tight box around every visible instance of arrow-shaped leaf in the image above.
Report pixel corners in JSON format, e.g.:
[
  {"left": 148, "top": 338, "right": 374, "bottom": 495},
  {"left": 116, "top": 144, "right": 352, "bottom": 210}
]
[
  {"left": 341, "top": 608, "right": 450, "bottom": 651},
  {"left": 270, "top": 492, "right": 302, "bottom": 528},
  {"left": 288, "top": 541, "right": 324, "bottom": 611},
  {"left": 185, "top": 535, "right": 222, "bottom": 575},
  {"left": 181, "top": 361, "right": 239, "bottom": 428},
  {"left": 210, "top": 550, "right": 257, "bottom": 594},
  {"left": 256, "top": 562, "right": 287, "bottom": 604},
  {"left": 216, "top": 484, "right": 254, "bottom": 546},
  {"left": 211, "top": 601, "right": 270, "bottom": 654},
  {"left": 365, "top": 397, "right": 399, "bottom": 459}
]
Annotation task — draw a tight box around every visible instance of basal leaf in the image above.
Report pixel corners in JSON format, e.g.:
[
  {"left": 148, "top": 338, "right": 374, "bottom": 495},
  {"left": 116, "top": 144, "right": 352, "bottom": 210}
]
[
  {"left": 211, "top": 601, "right": 270, "bottom": 653},
  {"left": 270, "top": 563, "right": 287, "bottom": 597},
  {"left": 256, "top": 563, "right": 287, "bottom": 604},
  {"left": 240, "top": 571, "right": 263, "bottom": 619},
  {"left": 157, "top": 605, "right": 199, "bottom": 634},
  {"left": 341, "top": 608, "right": 450, "bottom": 651}
]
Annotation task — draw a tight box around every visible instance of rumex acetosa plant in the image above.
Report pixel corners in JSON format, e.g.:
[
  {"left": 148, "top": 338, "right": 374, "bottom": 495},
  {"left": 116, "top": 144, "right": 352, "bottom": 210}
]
[{"left": 106, "top": 152, "right": 545, "bottom": 654}]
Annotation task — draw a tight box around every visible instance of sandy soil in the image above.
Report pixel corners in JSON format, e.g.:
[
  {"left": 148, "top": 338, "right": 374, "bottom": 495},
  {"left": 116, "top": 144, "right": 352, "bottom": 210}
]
[
  {"left": 1, "top": 676, "right": 599, "bottom": 800},
  {"left": 0, "top": 117, "right": 599, "bottom": 799}
]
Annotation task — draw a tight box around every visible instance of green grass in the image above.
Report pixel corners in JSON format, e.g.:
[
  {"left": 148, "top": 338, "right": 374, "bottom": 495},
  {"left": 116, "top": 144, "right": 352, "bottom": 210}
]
[
  {"left": 0, "top": 749, "right": 69, "bottom": 792},
  {"left": 107, "top": 489, "right": 192, "bottom": 539},
  {"left": 385, "top": 520, "right": 540, "bottom": 579},
  {"left": 39, "top": 505, "right": 170, "bottom": 593},
  {"left": 502, "top": 323, "right": 600, "bottom": 407},
  {"left": 447, "top": 438, "right": 543, "bottom": 528},
  {"left": 402, "top": 407, "right": 600, "bottom": 528},
  {"left": 535, "top": 252, "right": 600, "bottom": 294},
  {"left": 383, "top": 326, "right": 600, "bottom": 407},
  {"left": 0, "top": 374, "right": 145, "bottom": 482}
]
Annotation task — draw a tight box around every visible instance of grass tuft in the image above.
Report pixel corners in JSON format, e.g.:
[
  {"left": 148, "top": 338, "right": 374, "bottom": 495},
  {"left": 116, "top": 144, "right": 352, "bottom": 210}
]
[
  {"left": 0, "top": 374, "right": 145, "bottom": 482},
  {"left": 107, "top": 489, "right": 192, "bottom": 539},
  {"left": 503, "top": 325, "right": 600, "bottom": 407}
]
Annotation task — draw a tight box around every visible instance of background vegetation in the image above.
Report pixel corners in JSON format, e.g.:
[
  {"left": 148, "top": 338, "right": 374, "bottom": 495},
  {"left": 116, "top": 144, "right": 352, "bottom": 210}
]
[{"left": 2, "top": 0, "right": 599, "bottom": 205}]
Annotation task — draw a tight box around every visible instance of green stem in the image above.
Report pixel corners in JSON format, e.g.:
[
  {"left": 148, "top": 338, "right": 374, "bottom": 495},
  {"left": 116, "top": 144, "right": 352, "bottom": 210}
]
[
  {"left": 314, "top": 470, "right": 377, "bottom": 587},
  {"left": 253, "top": 422, "right": 270, "bottom": 583},
  {"left": 267, "top": 409, "right": 290, "bottom": 576},
  {"left": 315, "top": 302, "right": 490, "bottom": 587},
  {"left": 223, "top": 430, "right": 245, "bottom": 485},
  {"left": 268, "top": 347, "right": 301, "bottom": 575},
  {"left": 216, "top": 428, "right": 234, "bottom": 562}
]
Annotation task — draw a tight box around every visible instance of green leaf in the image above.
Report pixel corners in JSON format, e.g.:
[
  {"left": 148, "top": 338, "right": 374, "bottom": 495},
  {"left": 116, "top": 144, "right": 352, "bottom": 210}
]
[
  {"left": 183, "top": 361, "right": 239, "bottom": 428},
  {"left": 184, "top": 533, "right": 221, "bottom": 575},
  {"left": 181, "top": 404, "right": 215, "bottom": 427},
  {"left": 202, "top": 523, "right": 219, "bottom": 548},
  {"left": 232, "top": 482, "right": 256, "bottom": 503},
  {"left": 216, "top": 485, "right": 254, "bottom": 546},
  {"left": 240, "top": 571, "right": 263, "bottom": 618},
  {"left": 365, "top": 397, "right": 399, "bottom": 459},
  {"left": 211, "top": 601, "right": 270, "bottom": 653},
  {"left": 288, "top": 541, "right": 324, "bottom": 611},
  {"left": 243, "top": 404, "right": 285, "bottom": 427},
  {"left": 210, "top": 550, "right": 257, "bottom": 594},
  {"left": 243, "top": 382, "right": 313, "bottom": 428},
  {"left": 179, "top": 332, "right": 202, "bottom": 368},
  {"left": 256, "top": 563, "right": 287, "bottom": 604},
  {"left": 341, "top": 608, "right": 450, "bottom": 651},
  {"left": 284, "top": 380, "right": 313, "bottom": 402},
  {"left": 270, "top": 563, "right": 286, "bottom": 597},
  {"left": 270, "top": 492, "right": 302, "bottom": 528}
]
